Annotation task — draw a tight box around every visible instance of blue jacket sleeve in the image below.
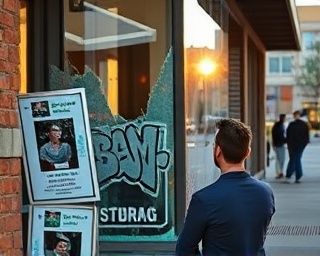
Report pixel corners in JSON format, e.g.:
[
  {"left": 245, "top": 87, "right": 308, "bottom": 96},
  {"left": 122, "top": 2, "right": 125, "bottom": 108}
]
[{"left": 175, "top": 194, "right": 207, "bottom": 256}]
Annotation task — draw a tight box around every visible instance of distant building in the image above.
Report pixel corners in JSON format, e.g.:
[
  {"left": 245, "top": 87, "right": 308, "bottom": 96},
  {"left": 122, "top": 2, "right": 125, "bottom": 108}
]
[{"left": 266, "top": 5, "right": 320, "bottom": 124}]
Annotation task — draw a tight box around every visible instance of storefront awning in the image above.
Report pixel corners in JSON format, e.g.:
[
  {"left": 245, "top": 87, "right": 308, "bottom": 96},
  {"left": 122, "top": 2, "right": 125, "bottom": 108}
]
[
  {"left": 65, "top": 2, "right": 157, "bottom": 52},
  {"left": 232, "top": 0, "right": 301, "bottom": 51},
  {"left": 198, "top": 0, "right": 301, "bottom": 51}
]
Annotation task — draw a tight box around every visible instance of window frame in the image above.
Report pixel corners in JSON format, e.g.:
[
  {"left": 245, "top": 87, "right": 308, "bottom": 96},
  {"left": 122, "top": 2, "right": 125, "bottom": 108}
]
[
  {"left": 26, "top": 0, "right": 64, "bottom": 92},
  {"left": 268, "top": 55, "right": 293, "bottom": 75}
]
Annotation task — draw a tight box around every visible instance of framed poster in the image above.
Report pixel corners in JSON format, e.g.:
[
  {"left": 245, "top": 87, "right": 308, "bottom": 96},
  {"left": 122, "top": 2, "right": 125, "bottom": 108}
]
[
  {"left": 27, "top": 204, "right": 97, "bottom": 256},
  {"left": 18, "top": 88, "right": 100, "bottom": 204}
]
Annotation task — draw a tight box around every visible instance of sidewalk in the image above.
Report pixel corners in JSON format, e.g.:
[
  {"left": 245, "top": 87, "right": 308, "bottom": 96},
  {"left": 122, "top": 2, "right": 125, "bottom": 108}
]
[{"left": 263, "top": 135, "right": 320, "bottom": 255}]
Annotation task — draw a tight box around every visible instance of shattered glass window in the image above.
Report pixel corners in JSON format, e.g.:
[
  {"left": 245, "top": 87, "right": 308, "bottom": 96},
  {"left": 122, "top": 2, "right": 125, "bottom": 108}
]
[{"left": 62, "top": 0, "right": 175, "bottom": 242}]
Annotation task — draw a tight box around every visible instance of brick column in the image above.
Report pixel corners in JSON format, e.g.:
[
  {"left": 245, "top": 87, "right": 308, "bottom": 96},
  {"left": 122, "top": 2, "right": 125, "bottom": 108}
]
[{"left": 0, "top": 0, "right": 23, "bottom": 255}]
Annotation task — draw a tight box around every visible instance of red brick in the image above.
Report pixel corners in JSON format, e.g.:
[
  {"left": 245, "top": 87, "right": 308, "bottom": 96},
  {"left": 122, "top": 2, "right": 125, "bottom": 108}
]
[
  {"left": 0, "top": 59, "right": 11, "bottom": 73},
  {"left": 11, "top": 93, "right": 17, "bottom": 109},
  {"left": 0, "top": 178, "right": 20, "bottom": 195},
  {"left": 0, "top": 46, "right": 8, "bottom": 60},
  {"left": 0, "top": 29, "right": 3, "bottom": 41},
  {"left": 8, "top": 46, "right": 19, "bottom": 64},
  {"left": 9, "top": 159, "right": 21, "bottom": 176},
  {"left": 0, "top": 109, "right": 8, "bottom": 126},
  {"left": 12, "top": 177, "right": 21, "bottom": 193},
  {"left": 0, "top": 92, "right": 12, "bottom": 108},
  {"left": 13, "top": 231, "right": 22, "bottom": 249},
  {"left": 1, "top": 179, "right": 11, "bottom": 194},
  {"left": 0, "top": 180, "right": 3, "bottom": 194},
  {"left": 0, "top": 216, "right": 5, "bottom": 229},
  {"left": 3, "top": 29, "right": 19, "bottom": 44},
  {"left": 0, "top": 109, "right": 19, "bottom": 127},
  {"left": 5, "top": 214, "right": 21, "bottom": 231},
  {"left": 0, "top": 159, "right": 9, "bottom": 175},
  {"left": 3, "top": 0, "right": 17, "bottom": 13},
  {"left": 0, "top": 233, "right": 13, "bottom": 249},
  {"left": 11, "top": 196, "right": 21, "bottom": 212},
  {"left": 10, "top": 73, "right": 20, "bottom": 91},
  {"left": 9, "top": 109, "right": 19, "bottom": 128},
  {"left": 0, "top": 61, "right": 18, "bottom": 74},
  {"left": 0, "top": 109, "right": 10, "bottom": 126},
  {"left": 0, "top": 12, "right": 15, "bottom": 28},
  {"left": 0, "top": 75, "right": 10, "bottom": 90},
  {"left": 0, "top": 197, "right": 12, "bottom": 213},
  {"left": 10, "top": 249, "right": 23, "bottom": 256},
  {"left": 13, "top": 15, "right": 19, "bottom": 29}
]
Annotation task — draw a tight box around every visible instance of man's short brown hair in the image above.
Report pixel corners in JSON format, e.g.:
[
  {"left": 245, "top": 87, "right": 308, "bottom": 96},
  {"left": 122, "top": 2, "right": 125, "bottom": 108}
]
[{"left": 215, "top": 119, "right": 252, "bottom": 163}]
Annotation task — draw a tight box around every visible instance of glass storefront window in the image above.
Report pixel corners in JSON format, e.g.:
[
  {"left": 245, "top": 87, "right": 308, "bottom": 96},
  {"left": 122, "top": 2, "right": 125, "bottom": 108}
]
[
  {"left": 64, "top": 0, "right": 169, "bottom": 120},
  {"left": 64, "top": 0, "right": 175, "bottom": 242},
  {"left": 184, "top": 0, "right": 229, "bottom": 204}
]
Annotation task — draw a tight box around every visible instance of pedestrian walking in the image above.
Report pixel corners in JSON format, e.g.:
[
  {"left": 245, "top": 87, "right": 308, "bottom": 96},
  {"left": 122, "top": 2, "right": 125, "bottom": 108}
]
[
  {"left": 285, "top": 110, "right": 310, "bottom": 183},
  {"left": 175, "top": 119, "right": 275, "bottom": 256},
  {"left": 271, "top": 114, "right": 286, "bottom": 179}
]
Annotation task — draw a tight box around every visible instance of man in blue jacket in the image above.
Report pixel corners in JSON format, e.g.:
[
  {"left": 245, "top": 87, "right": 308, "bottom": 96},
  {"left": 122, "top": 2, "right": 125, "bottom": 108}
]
[
  {"left": 176, "top": 119, "right": 275, "bottom": 256},
  {"left": 285, "top": 110, "right": 310, "bottom": 183}
]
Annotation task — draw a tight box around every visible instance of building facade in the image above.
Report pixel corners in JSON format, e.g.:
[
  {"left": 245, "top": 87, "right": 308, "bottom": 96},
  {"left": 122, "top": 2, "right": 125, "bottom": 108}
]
[
  {"left": 0, "top": 0, "right": 300, "bottom": 255},
  {"left": 266, "top": 5, "right": 320, "bottom": 125}
]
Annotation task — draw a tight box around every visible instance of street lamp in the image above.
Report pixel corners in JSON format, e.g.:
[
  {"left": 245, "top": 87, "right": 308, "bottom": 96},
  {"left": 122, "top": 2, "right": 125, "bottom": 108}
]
[
  {"left": 198, "top": 58, "right": 216, "bottom": 136},
  {"left": 198, "top": 58, "right": 217, "bottom": 76}
]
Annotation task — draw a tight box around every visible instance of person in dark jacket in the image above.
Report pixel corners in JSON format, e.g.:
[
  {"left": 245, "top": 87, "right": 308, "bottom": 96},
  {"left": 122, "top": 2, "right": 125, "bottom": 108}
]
[
  {"left": 285, "top": 110, "right": 310, "bottom": 183},
  {"left": 175, "top": 119, "right": 275, "bottom": 256},
  {"left": 271, "top": 114, "right": 287, "bottom": 179}
]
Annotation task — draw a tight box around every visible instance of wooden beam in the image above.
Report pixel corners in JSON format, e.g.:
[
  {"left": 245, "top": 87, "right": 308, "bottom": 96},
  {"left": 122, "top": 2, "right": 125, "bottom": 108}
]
[{"left": 226, "top": 0, "right": 266, "bottom": 52}]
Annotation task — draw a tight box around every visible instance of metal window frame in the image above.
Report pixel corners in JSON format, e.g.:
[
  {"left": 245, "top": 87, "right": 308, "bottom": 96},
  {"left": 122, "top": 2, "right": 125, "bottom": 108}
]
[{"left": 26, "top": 0, "right": 64, "bottom": 92}]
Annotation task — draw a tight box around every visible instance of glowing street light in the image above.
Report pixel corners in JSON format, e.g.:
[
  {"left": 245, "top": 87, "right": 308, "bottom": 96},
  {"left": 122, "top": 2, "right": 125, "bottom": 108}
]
[
  {"left": 198, "top": 58, "right": 217, "bottom": 76},
  {"left": 197, "top": 58, "right": 217, "bottom": 136}
]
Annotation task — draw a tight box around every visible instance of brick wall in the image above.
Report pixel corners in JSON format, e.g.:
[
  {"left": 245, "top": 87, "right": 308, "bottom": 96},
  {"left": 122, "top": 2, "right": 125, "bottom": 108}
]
[{"left": 0, "top": 0, "right": 23, "bottom": 255}]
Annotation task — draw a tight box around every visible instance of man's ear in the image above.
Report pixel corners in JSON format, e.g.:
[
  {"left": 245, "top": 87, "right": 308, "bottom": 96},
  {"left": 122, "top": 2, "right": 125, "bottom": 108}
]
[
  {"left": 244, "top": 147, "right": 251, "bottom": 160},
  {"left": 215, "top": 144, "right": 222, "bottom": 156}
]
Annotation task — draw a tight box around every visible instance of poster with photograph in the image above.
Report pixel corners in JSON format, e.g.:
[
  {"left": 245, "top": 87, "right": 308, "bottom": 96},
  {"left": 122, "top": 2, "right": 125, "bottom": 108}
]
[
  {"left": 18, "top": 88, "right": 100, "bottom": 204},
  {"left": 28, "top": 205, "right": 97, "bottom": 256}
]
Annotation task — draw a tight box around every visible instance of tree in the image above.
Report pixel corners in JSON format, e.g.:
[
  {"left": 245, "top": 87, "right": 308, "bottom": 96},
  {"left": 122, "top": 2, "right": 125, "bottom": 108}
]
[{"left": 295, "top": 41, "right": 320, "bottom": 129}]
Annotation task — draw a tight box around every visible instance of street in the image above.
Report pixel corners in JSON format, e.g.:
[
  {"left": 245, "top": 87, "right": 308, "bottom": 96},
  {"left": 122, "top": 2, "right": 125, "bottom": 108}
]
[{"left": 264, "top": 134, "right": 320, "bottom": 255}]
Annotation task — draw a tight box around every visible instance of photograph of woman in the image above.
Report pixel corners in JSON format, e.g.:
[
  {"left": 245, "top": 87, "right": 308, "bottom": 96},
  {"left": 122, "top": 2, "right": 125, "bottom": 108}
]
[{"left": 35, "top": 119, "right": 79, "bottom": 171}]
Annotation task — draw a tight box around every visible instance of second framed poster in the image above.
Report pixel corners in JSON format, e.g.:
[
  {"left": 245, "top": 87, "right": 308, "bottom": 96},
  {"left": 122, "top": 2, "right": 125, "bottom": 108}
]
[{"left": 27, "top": 204, "right": 97, "bottom": 256}]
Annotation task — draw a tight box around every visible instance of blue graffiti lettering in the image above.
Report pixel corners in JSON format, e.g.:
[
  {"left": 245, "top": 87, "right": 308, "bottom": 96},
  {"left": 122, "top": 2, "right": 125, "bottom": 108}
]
[{"left": 92, "top": 122, "right": 171, "bottom": 197}]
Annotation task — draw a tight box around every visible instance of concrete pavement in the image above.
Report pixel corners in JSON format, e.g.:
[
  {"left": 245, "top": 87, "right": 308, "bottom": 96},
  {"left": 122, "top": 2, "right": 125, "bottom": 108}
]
[{"left": 263, "top": 134, "right": 320, "bottom": 255}]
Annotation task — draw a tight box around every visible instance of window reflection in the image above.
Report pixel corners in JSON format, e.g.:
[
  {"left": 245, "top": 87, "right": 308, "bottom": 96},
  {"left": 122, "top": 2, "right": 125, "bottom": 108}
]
[
  {"left": 184, "top": 0, "right": 229, "bottom": 202},
  {"left": 64, "top": 0, "right": 168, "bottom": 120}
]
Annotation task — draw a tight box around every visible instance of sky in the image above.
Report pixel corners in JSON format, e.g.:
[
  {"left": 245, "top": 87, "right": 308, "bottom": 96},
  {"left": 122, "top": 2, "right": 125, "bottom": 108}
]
[
  {"left": 184, "top": 0, "right": 219, "bottom": 49},
  {"left": 295, "top": 0, "right": 320, "bottom": 6}
]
